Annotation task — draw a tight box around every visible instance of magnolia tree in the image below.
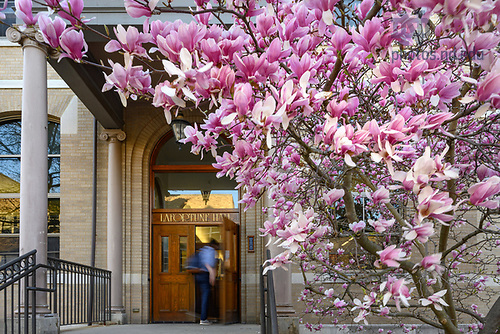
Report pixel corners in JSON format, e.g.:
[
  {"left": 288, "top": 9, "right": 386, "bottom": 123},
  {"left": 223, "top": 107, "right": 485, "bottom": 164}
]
[{"left": 3, "top": 0, "right": 500, "bottom": 332}]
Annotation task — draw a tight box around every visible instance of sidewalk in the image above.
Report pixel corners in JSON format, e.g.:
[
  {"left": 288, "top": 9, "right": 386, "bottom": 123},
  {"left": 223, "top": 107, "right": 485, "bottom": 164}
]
[{"left": 61, "top": 323, "right": 261, "bottom": 334}]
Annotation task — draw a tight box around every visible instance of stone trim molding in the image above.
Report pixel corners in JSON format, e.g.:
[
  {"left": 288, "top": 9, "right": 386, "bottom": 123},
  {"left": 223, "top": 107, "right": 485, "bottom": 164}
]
[{"left": 100, "top": 129, "right": 126, "bottom": 142}]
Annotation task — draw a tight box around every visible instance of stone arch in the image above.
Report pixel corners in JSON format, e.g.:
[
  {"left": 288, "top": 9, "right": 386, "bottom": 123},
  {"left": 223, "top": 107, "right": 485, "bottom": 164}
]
[{"left": 121, "top": 106, "right": 171, "bottom": 323}]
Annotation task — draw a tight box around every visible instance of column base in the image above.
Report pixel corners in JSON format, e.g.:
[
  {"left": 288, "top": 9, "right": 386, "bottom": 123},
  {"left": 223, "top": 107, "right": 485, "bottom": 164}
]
[
  {"left": 110, "top": 310, "right": 127, "bottom": 325},
  {"left": 277, "top": 316, "right": 299, "bottom": 334},
  {"left": 11, "top": 313, "right": 60, "bottom": 334}
]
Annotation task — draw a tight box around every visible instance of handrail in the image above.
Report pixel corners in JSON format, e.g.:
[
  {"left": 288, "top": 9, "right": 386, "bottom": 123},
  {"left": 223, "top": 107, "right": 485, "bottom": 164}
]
[
  {"left": 0, "top": 250, "right": 38, "bottom": 334},
  {"left": 0, "top": 250, "right": 111, "bottom": 333},
  {"left": 47, "top": 256, "right": 111, "bottom": 326},
  {"left": 260, "top": 249, "right": 279, "bottom": 334},
  {"left": 0, "top": 249, "right": 37, "bottom": 289}
]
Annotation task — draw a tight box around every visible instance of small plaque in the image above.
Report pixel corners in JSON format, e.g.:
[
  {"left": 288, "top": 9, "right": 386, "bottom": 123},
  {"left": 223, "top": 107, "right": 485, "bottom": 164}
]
[{"left": 248, "top": 236, "right": 255, "bottom": 253}]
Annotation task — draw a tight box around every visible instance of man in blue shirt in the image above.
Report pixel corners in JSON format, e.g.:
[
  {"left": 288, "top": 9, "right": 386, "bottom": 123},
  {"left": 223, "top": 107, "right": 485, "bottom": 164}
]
[{"left": 197, "top": 239, "right": 219, "bottom": 325}]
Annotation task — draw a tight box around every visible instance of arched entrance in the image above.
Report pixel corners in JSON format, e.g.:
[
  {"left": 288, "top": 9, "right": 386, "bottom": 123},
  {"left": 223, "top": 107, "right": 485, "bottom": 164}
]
[{"left": 150, "top": 132, "right": 239, "bottom": 323}]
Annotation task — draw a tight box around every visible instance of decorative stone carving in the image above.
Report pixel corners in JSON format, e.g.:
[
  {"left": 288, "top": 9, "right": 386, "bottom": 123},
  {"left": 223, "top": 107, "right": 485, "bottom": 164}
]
[
  {"left": 100, "top": 129, "right": 127, "bottom": 142},
  {"left": 6, "top": 26, "right": 49, "bottom": 54},
  {"left": 5, "top": 27, "right": 22, "bottom": 44}
]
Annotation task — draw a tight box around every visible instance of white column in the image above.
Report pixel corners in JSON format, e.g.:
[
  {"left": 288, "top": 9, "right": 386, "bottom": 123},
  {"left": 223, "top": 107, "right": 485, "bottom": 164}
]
[
  {"left": 7, "top": 27, "right": 50, "bottom": 314},
  {"left": 100, "top": 129, "right": 126, "bottom": 322}
]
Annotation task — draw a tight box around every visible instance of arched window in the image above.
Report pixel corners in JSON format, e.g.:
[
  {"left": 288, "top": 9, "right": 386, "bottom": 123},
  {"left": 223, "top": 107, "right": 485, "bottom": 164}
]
[
  {"left": 152, "top": 133, "right": 237, "bottom": 210},
  {"left": 0, "top": 119, "right": 60, "bottom": 264}
]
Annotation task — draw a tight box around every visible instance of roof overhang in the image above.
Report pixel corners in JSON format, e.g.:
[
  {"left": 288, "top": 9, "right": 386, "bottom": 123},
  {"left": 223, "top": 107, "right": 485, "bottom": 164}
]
[{"left": 48, "top": 54, "right": 124, "bottom": 129}]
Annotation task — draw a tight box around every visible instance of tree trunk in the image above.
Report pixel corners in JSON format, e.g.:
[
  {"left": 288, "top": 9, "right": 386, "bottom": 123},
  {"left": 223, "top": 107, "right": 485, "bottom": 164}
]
[{"left": 479, "top": 295, "right": 500, "bottom": 334}]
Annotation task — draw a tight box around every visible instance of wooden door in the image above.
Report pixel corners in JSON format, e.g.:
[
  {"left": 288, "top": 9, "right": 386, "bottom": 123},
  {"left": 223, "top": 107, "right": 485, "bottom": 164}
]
[
  {"left": 220, "top": 217, "right": 239, "bottom": 324},
  {"left": 152, "top": 224, "right": 195, "bottom": 322}
]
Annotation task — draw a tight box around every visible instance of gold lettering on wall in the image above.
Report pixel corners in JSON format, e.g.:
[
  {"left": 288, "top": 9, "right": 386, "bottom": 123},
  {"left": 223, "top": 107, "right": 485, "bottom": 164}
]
[{"left": 156, "top": 212, "right": 237, "bottom": 223}]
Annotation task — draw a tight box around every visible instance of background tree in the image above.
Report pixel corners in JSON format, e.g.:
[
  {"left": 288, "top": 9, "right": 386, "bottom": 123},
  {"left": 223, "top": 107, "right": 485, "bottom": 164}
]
[{"left": 3, "top": 0, "right": 500, "bottom": 332}]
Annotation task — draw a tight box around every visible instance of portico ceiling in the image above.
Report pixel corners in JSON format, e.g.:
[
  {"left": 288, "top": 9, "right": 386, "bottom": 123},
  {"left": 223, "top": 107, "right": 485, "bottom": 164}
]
[
  {"left": 48, "top": 49, "right": 124, "bottom": 129},
  {"left": 42, "top": 0, "right": 206, "bottom": 129}
]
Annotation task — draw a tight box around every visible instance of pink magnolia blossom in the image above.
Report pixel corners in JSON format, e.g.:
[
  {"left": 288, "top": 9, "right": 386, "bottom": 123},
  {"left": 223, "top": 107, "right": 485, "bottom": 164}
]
[
  {"left": 331, "top": 26, "right": 351, "bottom": 52},
  {"left": 416, "top": 186, "right": 455, "bottom": 224},
  {"left": 375, "top": 245, "right": 406, "bottom": 268},
  {"left": 251, "top": 96, "right": 283, "bottom": 146},
  {"left": 370, "top": 186, "right": 390, "bottom": 205},
  {"left": 372, "top": 58, "right": 401, "bottom": 85},
  {"left": 45, "top": 0, "right": 60, "bottom": 7},
  {"left": 333, "top": 298, "right": 347, "bottom": 308},
  {"left": 256, "top": 12, "right": 277, "bottom": 38},
  {"left": 476, "top": 67, "right": 500, "bottom": 108},
  {"left": 349, "top": 221, "right": 366, "bottom": 233},
  {"left": 15, "top": 0, "right": 39, "bottom": 25},
  {"left": 353, "top": 309, "right": 369, "bottom": 325},
  {"left": 59, "top": 0, "right": 84, "bottom": 26},
  {"left": 379, "top": 306, "right": 390, "bottom": 317},
  {"left": 38, "top": 15, "right": 66, "bottom": 49},
  {"left": 416, "top": 253, "right": 444, "bottom": 275},
  {"left": 351, "top": 17, "right": 391, "bottom": 55},
  {"left": 59, "top": 28, "right": 88, "bottom": 62},
  {"left": 381, "top": 276, "right": 412, "bottom": 311},
  {"left": 356, "top": 0, "right": 373, "bottom": 20},
  {"left": 195, "top": 4, "right": 212, "bottom": 25},
  {"left": 104, "top": 25, "right": 151, "bottom": 58},
  {"left": 468, "top": 176, "right": 500, "bottom": 209},
  {"left": 420, "top": 290, "right": 449, "bottom": 311},
  {"left": 276, "top": 204, "right": 315, "bottom": 253},
  {"left": 424, "top": 72, "right": 461, "bottom": 111},
  {"left": 124, "top": 0, "right": 159, "bottom": 18},
  {"left": 102, "top": 54, "right": 153, "bottom": 107},
  {"left": 0, "top": 0, "right": 7, "bottom": 20},
  {"left": 322, "top": 188, "right": 344, "bottom": 206},
  {"left": 262, "top": 250, "right": 291, "bottom": 274},
  {"left": 324, "top": 288, "right": 334, "bottom": 298},
  {"left": 160, "top": 47, "right": 212, "bottom": 108},
  {"left": 422, "top": 112, "right": 454, "bottom": 130},
  {"left": 368, "top": 218, "right": 395, "bottom": 233},
  {"left": 403, "top": 222, "right": 435, "bottom": 243},
  {"left": 477, "top": 165, "right": 498, "bottom": 181}
]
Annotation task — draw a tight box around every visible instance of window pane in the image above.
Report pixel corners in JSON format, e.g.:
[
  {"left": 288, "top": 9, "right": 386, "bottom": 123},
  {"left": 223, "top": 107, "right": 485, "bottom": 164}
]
[
  {"left": 179, "top": 236, "right": 187, "bottom": 272},
  {"left": 195, "top": 226, "right": 222, "bottom": 245},
  {"left": 0, "top": 198, "right": 60, "bottom": 234},
  {"left": 0, "top": 198, "right": 19, "bottom": 233},
  {"left": 0, "top": 121, "right": 21, "bottom": 155},
  {"left": 48, "top": 157, "right": 60, "bottom": 193},
  {"left": 48, "top": 122, "right": 60, "bottom": 155},
  {"left": 48, "top": 236, "right": 60, "bottom": 259},
  {"left": 0, "top": 158, "right": 21, "bottom": 192},
  {"left": 0, "top": 236, "right": 60, "bottom": 264},
  {"left": 0, "top": 235, "right": 18, "bottom": 265},
  {"left": 161, "top": 237, "right": 169, "bottom": 272},
  {"left": 48, "top": 198, "right": 60, "bottom": 233},
  {"left": 153, "top": 171, "right": 238, "bottom": 209}
]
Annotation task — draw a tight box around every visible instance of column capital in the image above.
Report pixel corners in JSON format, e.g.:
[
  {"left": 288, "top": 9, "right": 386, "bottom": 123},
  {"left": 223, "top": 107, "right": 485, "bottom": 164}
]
[
  {"left": 100, "top": 129, "right": 126, "bottom": 143},
  {"left": 6, "top": 26, "right": 50, "bottom": 55}
]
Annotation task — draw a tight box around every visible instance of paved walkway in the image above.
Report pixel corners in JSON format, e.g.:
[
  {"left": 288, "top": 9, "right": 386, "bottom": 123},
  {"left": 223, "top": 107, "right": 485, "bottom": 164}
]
[{"left": 61, "top": 323, "right": 261, "bottom": 334}]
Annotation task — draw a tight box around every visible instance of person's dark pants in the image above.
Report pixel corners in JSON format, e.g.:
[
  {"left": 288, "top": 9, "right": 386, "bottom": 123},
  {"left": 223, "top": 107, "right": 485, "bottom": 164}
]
[{"left": 196, "top": 272, "right": 210, "bottom": 321}]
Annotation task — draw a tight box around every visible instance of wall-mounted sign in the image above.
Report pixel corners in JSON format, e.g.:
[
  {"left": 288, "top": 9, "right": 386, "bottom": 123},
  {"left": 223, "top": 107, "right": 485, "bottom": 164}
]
[
  {"left": 153, "top": 211, "right": 238, "bottom": 224},
  {"left": 248, "top": 236, "right": 254, "bottom": 253}
]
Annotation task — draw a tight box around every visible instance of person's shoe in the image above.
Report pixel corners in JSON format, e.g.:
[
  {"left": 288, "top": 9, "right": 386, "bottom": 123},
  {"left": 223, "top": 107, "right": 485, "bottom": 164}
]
[{"left": 200, "top": 320, "right": 211, "bottom": 325}]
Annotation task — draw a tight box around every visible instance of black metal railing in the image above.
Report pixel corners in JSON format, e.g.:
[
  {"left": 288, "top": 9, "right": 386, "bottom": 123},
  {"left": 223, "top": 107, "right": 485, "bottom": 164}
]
[
  {"left": 0, "top": 250, "right": 38, "bottom": 334},
  {"left": 260, "top": 250, "right": 278, "bottom": 334},
  {"left": 0, "top": 250, "right": 111, "bottom": 333},
  {"left": 47, "top": 257, "right": 111, "bottom": 326}
]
